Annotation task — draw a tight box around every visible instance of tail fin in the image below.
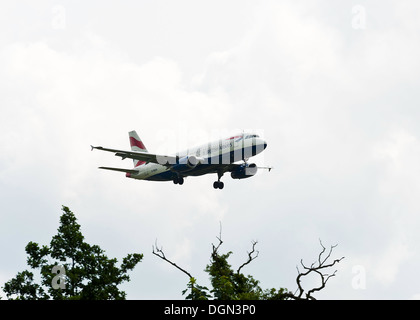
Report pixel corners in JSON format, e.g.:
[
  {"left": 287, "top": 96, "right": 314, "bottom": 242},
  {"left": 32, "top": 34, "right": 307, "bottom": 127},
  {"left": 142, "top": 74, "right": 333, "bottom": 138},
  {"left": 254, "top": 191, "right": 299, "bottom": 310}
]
[{"left": 129, "top": 130, "right": 148, "bottom": 167}]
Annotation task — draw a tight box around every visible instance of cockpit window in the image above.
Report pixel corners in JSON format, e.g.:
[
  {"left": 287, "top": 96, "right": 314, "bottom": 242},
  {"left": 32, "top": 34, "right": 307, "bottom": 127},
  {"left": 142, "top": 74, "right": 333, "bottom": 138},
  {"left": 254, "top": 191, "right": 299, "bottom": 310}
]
[{"left": 245, "top": 134, "right": 259, "bottom": 139}]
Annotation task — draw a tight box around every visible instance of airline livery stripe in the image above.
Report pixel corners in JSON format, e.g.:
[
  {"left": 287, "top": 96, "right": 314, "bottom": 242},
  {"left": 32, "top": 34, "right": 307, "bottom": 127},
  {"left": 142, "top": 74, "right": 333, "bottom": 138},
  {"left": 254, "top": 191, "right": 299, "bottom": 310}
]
[
  {"left": 130, "top": 137, "right": 146, "bottom": 150},
  {"left": 135, "top": 160, "right": 146, "bottom": 167}
]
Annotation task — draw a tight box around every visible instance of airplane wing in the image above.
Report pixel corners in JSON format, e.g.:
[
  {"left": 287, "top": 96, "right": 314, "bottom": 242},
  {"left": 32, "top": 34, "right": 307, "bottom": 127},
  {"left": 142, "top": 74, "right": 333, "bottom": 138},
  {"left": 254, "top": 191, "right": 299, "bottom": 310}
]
[
  {"left": 223, "top": 164, "right": 273, "bottom": 172},
  {"left": 98, "top": 167, "right": 139, "bottom": 174},
  {"left": 91, "top": 146, "right": 177, "bottom": 166},
  {"left": 257, "top": 166, "right": 274, "bottom": 172}
]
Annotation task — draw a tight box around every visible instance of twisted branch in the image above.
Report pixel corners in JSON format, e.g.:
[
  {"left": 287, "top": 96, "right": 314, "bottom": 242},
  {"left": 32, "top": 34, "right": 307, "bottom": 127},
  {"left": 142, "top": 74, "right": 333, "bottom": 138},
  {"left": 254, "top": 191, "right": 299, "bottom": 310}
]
[
  {"left": 294, "top": 239, "right": 344, "bottom": 300},
  {"left": 237, "top": 240, "right": 259, "bottom": 274}
]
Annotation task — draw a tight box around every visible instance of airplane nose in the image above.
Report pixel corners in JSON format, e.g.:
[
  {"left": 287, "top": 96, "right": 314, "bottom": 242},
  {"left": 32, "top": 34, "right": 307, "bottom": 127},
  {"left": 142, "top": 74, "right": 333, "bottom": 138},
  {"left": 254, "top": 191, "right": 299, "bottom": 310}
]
[{"left": 253, "top": 138, "right": 267, "bottom": 154}]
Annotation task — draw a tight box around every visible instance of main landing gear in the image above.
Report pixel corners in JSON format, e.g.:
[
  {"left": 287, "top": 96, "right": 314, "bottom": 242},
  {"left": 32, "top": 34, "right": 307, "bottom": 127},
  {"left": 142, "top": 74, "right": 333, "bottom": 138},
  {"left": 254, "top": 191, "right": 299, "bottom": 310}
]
[
  {"left": 173, "top": 176, "right": 184, "bottom": 185},
  {"left": 213, "top": 172, "right": 224, "bottom": 189},
  {"left": 213, "top": 181, "right": 224, "bottom": 189}
]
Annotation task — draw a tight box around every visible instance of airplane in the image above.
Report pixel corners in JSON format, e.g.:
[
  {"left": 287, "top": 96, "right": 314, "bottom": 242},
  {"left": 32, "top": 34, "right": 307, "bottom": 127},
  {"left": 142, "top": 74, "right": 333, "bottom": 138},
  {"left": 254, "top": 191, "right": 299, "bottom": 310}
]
[{"left": 91, "top": 130, "right": 272, "bottom": 189}]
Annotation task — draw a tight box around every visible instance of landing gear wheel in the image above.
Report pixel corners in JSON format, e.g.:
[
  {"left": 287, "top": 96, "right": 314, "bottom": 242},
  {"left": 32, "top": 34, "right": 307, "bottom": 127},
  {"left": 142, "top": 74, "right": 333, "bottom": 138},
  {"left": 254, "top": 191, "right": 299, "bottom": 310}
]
[
  {"left": 213, "top": 171, "right": 225, "bottom": 189},
  {"left": 173, "top": 176, "right": 184, "bottom": 185},
  {"left": 213, "top": 181, "right": 224, "bottom": 189}
]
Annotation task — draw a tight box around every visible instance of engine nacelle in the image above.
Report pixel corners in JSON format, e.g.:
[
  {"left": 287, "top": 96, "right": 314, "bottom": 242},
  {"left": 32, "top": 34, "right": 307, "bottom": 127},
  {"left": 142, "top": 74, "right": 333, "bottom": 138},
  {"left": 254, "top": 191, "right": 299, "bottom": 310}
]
[
  {"left": 172, "top": 155, "right": 202, "bottom": 172},
  {"left": 231, "top": 163, "right": 258, "bottom": 179}
]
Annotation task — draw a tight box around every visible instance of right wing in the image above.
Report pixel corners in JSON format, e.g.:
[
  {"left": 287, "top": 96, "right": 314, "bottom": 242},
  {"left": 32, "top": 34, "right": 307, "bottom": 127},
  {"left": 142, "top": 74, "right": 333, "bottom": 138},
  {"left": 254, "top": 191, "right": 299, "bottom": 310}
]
[{"left": 91, "top": 146, "right": 177, "bottom": 166}]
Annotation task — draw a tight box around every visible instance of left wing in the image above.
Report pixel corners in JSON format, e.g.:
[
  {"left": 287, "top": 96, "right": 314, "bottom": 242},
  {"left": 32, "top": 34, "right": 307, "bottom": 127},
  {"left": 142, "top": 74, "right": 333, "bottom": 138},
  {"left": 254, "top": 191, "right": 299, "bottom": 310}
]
[
  {"left": 91, "top": 145, "right": 177, "bottom": 166},
  {"left": 98, "top": 166, "right": 139, "bottom": 174}
]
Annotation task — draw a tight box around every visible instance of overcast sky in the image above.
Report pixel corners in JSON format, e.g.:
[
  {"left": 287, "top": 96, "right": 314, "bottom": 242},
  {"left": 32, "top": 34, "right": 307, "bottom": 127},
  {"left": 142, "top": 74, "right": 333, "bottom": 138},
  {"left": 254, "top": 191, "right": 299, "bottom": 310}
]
[{"left": 1, "top": 0, "right": 420, "bottom": 299}]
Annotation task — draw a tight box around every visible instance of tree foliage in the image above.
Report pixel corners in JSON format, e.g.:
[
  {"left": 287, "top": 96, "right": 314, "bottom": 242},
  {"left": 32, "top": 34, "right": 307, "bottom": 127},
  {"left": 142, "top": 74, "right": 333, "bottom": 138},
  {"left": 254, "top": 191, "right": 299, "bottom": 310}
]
[
  {"left": 153, "top": 227, "right": 344, "bottom": 300},
  {"left": 2, "top": 206, "right": 143, "bottom": 300},
  {"left": 3, "top": 206, "right": 343, "bottom": 300}
]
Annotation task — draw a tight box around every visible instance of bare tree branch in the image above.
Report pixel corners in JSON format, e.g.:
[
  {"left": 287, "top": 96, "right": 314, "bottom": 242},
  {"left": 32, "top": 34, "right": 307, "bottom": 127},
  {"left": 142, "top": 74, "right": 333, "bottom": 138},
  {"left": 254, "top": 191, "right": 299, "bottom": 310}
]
[
  {"left": 152, "top": 239, "right": 193, "bottom": 279},
  {"left": 208, "top": 222, "right": 225, "bottom": 267},
  {"left": 293, "top": 240, "right": 344, "bottom": 300},
  {"left": 237, "top": 240, "right": 259, "bottom": 274},
  {"left": 212, "top": 222, "right": 223, "bottom": 256}
]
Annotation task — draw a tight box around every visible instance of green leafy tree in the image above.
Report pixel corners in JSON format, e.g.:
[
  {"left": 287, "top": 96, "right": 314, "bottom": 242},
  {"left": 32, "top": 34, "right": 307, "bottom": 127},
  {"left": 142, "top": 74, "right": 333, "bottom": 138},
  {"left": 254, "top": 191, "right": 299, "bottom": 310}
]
[{"left": 2, "top": 206, "right": 143, "bottom": 300}]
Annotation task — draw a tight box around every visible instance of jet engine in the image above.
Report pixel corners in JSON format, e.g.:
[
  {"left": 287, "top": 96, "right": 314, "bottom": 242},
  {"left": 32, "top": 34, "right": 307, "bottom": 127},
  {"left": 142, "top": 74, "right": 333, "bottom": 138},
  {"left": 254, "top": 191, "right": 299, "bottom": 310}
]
[{"left": 230, "top": 163, "right": 258, "bottom": 179}]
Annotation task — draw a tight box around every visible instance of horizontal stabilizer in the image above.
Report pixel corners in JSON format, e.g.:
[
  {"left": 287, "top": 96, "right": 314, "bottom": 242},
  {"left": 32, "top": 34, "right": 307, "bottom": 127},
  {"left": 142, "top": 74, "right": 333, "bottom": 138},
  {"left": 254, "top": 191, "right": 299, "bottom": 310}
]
[{"left": 98, "top": 167, "right": 138, "bottom": 174}]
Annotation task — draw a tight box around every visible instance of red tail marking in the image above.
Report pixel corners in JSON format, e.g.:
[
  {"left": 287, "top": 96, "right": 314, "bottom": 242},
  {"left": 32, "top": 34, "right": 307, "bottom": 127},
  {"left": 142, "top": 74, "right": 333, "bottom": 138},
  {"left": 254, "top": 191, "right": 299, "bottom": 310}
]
[
  {"left": 135, "top": 160, "right": 146, "bottom": 167},
  {"left": 130, "top": 136, "right": 146, "bottom": 150}
]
